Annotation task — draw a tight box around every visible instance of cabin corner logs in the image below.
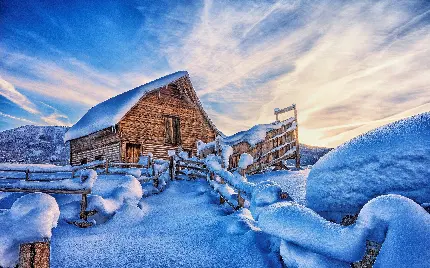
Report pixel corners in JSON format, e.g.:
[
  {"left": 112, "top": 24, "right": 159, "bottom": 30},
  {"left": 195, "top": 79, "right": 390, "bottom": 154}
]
[{"left": 68, "top": 72, "right": 300, "bottom": 172}]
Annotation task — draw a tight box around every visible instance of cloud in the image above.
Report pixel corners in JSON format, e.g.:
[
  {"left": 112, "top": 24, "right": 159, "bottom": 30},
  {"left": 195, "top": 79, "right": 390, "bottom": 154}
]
[
  {"left": 0, "top": 111, "right": 37, "bottom": 124},
  {"left": 0, "top": 76, "right": 39, "bottom": 114},
  {"left": 164, "top": 0, "right": 430, "bottom": 146},
  {"left": 1, "top": 0, "right": 429, "bottom": 147}
]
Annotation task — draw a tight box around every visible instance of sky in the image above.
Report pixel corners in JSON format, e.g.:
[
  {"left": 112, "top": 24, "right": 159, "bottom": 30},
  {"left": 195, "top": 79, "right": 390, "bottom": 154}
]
[{"left": 0, "top": 0, "right": 429, "bottom": 148}]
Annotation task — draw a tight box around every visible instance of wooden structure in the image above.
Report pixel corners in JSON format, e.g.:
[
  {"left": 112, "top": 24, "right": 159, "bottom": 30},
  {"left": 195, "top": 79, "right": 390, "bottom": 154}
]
[
  {"left": 65, "top": 71, "right": 219, "bottom": 165},
  {"left": 226, "top": 104, "right": 300, "bottom": 173},
  {"left": 19, "top": 241, "right": 50, "bottom": 268},
  {"left": 0, "top": 167, "right": 97, "bottom": 222}
]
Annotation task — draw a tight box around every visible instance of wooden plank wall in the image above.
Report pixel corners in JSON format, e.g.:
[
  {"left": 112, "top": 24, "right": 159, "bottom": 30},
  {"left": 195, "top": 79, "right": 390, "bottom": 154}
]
[
  {"left": 229, "top": 120, "right": 297, "bottom": 171},
  {"left": 70, "top": 128, "right": 121, "bottom": 165},
  {"left": 119, "top": 77, "right": 217, "bottom": 160}
]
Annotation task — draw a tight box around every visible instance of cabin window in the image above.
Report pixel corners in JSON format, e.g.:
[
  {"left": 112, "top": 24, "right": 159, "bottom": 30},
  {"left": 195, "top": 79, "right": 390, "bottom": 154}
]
[
  {"left": 164, "top": 116, "right": 181, "bottom": 145},
  {"left": 80, "top": 158, "right": 88, "bottom": 165}
]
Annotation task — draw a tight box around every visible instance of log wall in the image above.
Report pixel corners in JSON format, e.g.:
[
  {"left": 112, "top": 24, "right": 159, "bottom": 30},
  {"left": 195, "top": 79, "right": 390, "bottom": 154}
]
[
  {"left": 119, "top": 76, "right": 217, "bottom": 160},
  {"left": 70, "top": 128, "right": 121, "bottom": 165}
]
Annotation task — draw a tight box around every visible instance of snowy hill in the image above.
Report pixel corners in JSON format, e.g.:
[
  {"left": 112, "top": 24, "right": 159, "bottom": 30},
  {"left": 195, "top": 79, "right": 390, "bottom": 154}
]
[
  {"left": 0, "top": 125, "right": 70, "bottom": 165},
  {"left": 0, "top": 126, "right": 330, "bottom": 167}
]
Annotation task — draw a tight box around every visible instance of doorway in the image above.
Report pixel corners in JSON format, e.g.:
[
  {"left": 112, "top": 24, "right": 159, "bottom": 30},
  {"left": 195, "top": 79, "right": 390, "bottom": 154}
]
[{"left": 126, "top": 143, "right": 141, "bottom": 163}]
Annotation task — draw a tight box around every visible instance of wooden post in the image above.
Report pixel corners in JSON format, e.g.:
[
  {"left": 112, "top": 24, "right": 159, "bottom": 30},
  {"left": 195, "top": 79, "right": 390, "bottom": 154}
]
[
  {"left": 25, "top": 169, "right": 29, "bottom": 181},
  {"left": 237, "top": 190, "right": 245, "bottom": 208},
  {"left": 294, "top": 105, "right": 300, "bottom": 169},
  {"left": 80, "top": 193, "right": 88, "bottom": 221},
  {"left": 105, "top": 159, "right": 109, "bottom": 174},
  {"left": 19, "top": 241, "right": 50, "bottom": 268},
  {"left": 169, "top": 156, "right": 174, "bottom": 181},
  {"left": 71, "top": 169, "right": 75, "bottom": 178}
]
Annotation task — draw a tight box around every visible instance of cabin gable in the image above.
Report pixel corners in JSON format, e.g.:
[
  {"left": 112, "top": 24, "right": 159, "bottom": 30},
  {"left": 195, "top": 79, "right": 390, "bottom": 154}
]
[{"left": 118, "top": 76, "right": 217, "bottom": 160}]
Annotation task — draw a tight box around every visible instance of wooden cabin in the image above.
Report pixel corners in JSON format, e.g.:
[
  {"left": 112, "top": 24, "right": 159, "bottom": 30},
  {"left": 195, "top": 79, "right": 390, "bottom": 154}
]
[{"left": 64, "top": 71, "right": 219, "bottom": 165}]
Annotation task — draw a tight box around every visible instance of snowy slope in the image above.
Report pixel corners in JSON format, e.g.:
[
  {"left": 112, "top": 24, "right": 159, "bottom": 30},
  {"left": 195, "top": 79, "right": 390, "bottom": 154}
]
[
  {"left": 0, "top": 125, "right": 69, "bottom": 165},
  {"left": 306, "top": 112, "right": 430, "bottom": 216}
]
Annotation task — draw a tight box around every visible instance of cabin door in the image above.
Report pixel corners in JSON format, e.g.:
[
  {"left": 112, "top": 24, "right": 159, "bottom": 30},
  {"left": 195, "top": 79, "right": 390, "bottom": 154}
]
[{"left": 126, "top": 143, "right": 141, "bottom": 163}]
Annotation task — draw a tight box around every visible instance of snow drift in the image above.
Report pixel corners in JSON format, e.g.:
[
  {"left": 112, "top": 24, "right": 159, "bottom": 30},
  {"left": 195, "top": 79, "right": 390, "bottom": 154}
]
[
  {"left": 306, "top": 112, "right": 430, "bottom": 215},
  {"left": 0, "top": 193, "right": 60, "bottom": 267},
  {"left": 259, "top": 194, "right": 430, "bottom": 268}
]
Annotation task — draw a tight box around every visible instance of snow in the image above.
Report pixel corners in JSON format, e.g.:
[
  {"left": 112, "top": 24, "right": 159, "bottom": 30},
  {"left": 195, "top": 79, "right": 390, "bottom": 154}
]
[
  {"left": 258, "top": 194, "right": 430, "bottom": 267},
  {"left": 222, "top": 117, "right": 296, "bottom": 147},
  {"left": 50, "top": 180, "right": 277, "bottom": 267},
  {"left": 248, "top": 169, "right": 309, "bottom": 205},
  {"left": 238, "top": 153, "right": 253, "bottom": 169},
  {"left": 0, "top": 169, "right": 97, "bottom": 192},
  {"left": 64, "top": 71, "right": 188, "bottom": 142},
  {"left": 0, "top": 193, "right": 60, "bottom": 267},
  {"left": 86, "top": 175, "right": 143, "bottom": 222},
  {"left": 307, "top": 112, "right": 430, "bottom": 216}
]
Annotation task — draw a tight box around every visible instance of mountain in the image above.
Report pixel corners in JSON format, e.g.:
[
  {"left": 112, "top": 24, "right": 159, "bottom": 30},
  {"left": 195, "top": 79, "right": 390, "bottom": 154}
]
[
  {"left": 0, "top": 126, "right": 332, "bottom": 166},
  {"left": 299, "top": 144, "right": 333, "bottom": 166},
  {"left": 0, "top": 125, "right": 70, "bottom": 165}
]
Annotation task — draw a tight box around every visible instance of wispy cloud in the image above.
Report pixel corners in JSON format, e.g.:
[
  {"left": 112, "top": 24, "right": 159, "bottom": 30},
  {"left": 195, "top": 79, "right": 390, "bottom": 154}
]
[
  {"left": 164, "top": 0, "right": 430, "bottom": 147},
  {"left": 0, "top": 111, "right": 37, "bottom": 124},
  {"left": 0, "top": 76, "right": 39, "bottom": 114}
]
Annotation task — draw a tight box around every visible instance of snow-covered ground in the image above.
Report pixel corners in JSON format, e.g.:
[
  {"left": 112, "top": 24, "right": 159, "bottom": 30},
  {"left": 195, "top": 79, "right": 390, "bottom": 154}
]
[
  {"left": 306, "top": 112, "right": 430, "bottom": 218},
  {"left": 247, "top": 169, "right": 309, "bottom": 205},
  {"left": 50, "top": 179, "right": 278, "bottom": 268}
]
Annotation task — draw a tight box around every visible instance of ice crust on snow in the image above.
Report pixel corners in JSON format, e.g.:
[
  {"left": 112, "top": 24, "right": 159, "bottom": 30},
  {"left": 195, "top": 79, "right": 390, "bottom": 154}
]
[
  {"left": 258, "top": 194, "right": 430, "bottom": 268},
  {"left": 0, "top": 193, "right": 60, "bottom": 267},
  {"left": 307, "top": 112, "right": 430, "bottom": 215},
  {"left": 64, "top": 71, "right": 188, "bottom": 141}
]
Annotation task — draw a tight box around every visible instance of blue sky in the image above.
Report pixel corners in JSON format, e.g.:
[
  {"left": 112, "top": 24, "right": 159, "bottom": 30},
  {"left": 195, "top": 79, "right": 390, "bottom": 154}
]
[{"left": 1, "top": 0, "right": 429, "bottom": 147}]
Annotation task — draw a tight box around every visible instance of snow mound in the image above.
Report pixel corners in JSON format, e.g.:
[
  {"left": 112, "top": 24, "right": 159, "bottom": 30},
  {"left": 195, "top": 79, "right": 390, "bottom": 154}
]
[
  {"left": 259, "top": 194, "right": 430, "bottom": 267},
  {"left": 238, "top": 153, "right": 253, "bottom": 169},
  {"left": 307, "top": 112, "right": 430, "bottom": 215},
  {"left": 64, "top": 71, "right": 188, "bottom": 141},
  {"left": 0, "top": 193, "right": 60, "bottom": 267}
]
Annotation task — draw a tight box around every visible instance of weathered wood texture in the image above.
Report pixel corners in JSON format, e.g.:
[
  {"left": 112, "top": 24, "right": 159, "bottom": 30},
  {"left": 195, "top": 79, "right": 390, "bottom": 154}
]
[
  {"left": 119, "top": 77, "right": 216, "bottom": 160},
  {"left": 228, "top": 120, "right": 298, "bottom": 172},
  {"left": 69, "top": 76, "right": 217, "bottom": 164},
  {"left": 19, "top": 241, "right": 50, "bottom": 268},
  {"left": 70, "top": 128, "right": 120, "bottom": 165}
]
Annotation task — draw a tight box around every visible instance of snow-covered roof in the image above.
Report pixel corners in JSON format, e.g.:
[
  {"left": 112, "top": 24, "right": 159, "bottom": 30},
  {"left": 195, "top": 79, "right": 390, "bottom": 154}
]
[{"left": 65, "top": 71, "right": 190, "bottom": 142}]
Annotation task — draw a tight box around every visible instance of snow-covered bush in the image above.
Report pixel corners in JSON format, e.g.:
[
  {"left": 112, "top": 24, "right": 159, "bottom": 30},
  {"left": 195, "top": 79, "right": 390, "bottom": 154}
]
[
  {"left": 307, "top": 112, "right": 430, "bottom": 217},
  {"left": 258, "top": 194, "right": 430, "bottom": 267},
  {"left": 0, "top": 193, "right": 60, "bottom": 267}
]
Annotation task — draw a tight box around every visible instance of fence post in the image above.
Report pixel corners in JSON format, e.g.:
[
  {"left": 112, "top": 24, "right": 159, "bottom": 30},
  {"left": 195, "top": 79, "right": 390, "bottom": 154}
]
[
  {"left": 25, "top": 169, "right": 29, "bottom": 181},
  {"left": 19, "top": 241, "right": 50, "bottom": 268},
  {"left": 105, "top": 159, "right": 109, "bottom": 174},
  {"left": 169, "top": 156, "right": 174, "bottom": 181},
  {"left": 80, "top": 193, "right": 88, "bottom": 221},
  {"left": 71, "top": 169, "right": 75, "bottom": 178},
  {"left": 237, "top": 190, "right": 245, "bottom": 208}
]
